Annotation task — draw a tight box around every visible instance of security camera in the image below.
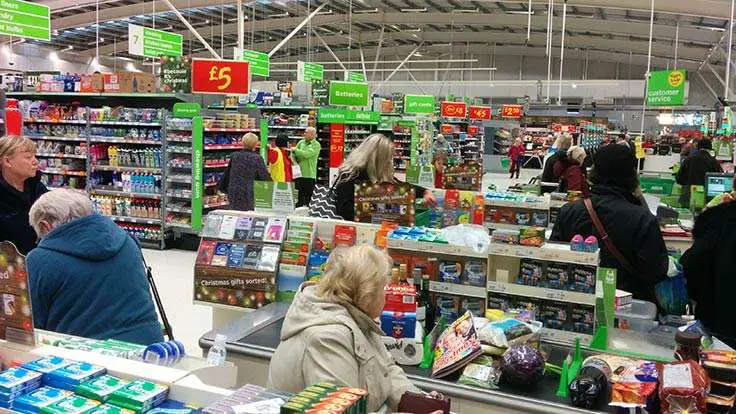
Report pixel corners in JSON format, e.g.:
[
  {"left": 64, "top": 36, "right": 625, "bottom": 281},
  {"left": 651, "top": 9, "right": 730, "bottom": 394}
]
[{"left": 8, "top": 59, "right": 15, "bottom": 66}]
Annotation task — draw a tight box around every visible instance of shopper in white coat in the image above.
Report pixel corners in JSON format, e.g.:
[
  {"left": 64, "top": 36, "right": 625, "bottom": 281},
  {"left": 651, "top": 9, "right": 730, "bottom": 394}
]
[{"left": 268, "top": 245, "right": 429, "bottom": 412}]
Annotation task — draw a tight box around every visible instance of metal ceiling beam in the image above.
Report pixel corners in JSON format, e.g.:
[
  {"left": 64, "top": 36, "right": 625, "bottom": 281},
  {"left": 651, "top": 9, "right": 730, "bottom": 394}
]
[
  {"left": 160, "top": 0, "right": 221, "bottom": 58},
  {"left": 268, "top": 2, "right": 327, "bottom": 57}
]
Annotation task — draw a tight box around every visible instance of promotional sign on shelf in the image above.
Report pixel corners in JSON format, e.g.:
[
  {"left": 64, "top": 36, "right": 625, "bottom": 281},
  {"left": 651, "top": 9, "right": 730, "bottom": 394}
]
[
  {"left": 128, "top": 24, "right": 183, "bottom": 58},
  {"left": 236, "top": 48, "right": 270, "bottom": 77},
  {"left": 404, "top": 95, "right": 436, "bottom": 114},
  {"left": 159, "top": 56, "right": 191, "bottom": 93},
  {"left": 0, "top": 0, "right": 49, "bottom": 41},
  {"left": 647, "top": 69, "right": 687, "bottom": 106},
  {"left": 440, "top": 101, "right": 468, "bottom": 118},
  {"left": 317, "top": 108, "right": 380, "bottom": 124},
  {"left": 501, "top": 104, "right": 523, "bottom": 118},
  {"left": 329, "top": 123, "right": 345, "bottom": 185},
  {"left": 192, "top": 58, "right": 250, "bottom": 95},
  {"left": 329, "top": 81, "right": 370, "bottom": 107},
  {"left": 354, "top": 182, "right": 416, "bottom": 225},
  {"left": 440, "top": 124, "right": 454, "bottom": 135},
  {"left": 254, "top": 181, "right": 296, "bottom": 213},
  {"left": 469, "top": 105, "right": 492, "bottom": 121},
  {"left": 0, "top": 242, "right": 35, "bottom": 346},
  {"left": 344, "top": 71, "right": 366, "bottom": 82},
  {"left": 297, "top": 61, "right": 324, "bottom": 82},
  {"left": 443, "top": 161, "right": 483, "bottom": 191}
]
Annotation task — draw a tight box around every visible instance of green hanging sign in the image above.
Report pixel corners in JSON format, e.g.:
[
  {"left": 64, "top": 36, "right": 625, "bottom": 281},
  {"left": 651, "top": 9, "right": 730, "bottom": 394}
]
[
  {"left": 344, "top": 71, "right": 366, "bottom": 82},
  {"left": 317, "top": 107, "right": 380, "bottom": 124},
  {"left": 329, "top": 81, "right": 370, "bottom": 107},
  {"left": 646, "top": 69, "right": 687, "bottom": 107},
  {"left": 191, "top": 117, "right": 204, "bottom": 231},
  {"left": 128, "top": 23, "right": 183, "bottom": 58},
  {"left": 297, "top": 61, "right": 324, "bottom": 82},
  {"left": 241, "top": 49, "right": 270, "bottom": 77},
  {"left": 0, "top": 0, "right": 50, "bottom": 41},
  {"left": 404, "top": 95, "right": 436, "bottom": 114}
]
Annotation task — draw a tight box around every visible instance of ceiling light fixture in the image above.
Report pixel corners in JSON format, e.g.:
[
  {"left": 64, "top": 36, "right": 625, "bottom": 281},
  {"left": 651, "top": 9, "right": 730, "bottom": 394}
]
[
  {"left": 316, "top": 9, "right": 333, "bottom": 15},
  {"left": 413, "top": 52, "right": 423, "bottom": 57},
  {"left": 507, "top": 10, "right": 534, "bottom": 15},
  {"left": 692, "top": 24, "right": 726, "bottom": 32},
  {"left": 400, "top": 8, "right": 427, "bottom": 12},
  {"left": 403, "top": 28, "right": 422, "bottom": 32},
  {"left": 572, "top": 83, "right": 577, "bottom": 88},
  {"left": 268, "top": 12, "right": 289, "bottom": 18},
  {"left": 353, "top": 8, "right": 378, "bottom": 13},
  {"left": 453, "top": 8, "right": 479, "bottom": 13}
]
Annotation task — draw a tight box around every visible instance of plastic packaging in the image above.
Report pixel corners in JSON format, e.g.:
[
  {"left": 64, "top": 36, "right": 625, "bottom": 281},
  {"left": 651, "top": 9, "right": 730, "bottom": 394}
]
[
  {"left": 206, "top": 334, "right": 228, "bottom": 366},
  {"left": 458, "top": 356, "right": 500, "bottom": 389},
  {"left": 658, "top": 361, "right": 710, "bottom": 414},
  {"left": 439, "top": 224, "right": 490, "bottom": 253}
]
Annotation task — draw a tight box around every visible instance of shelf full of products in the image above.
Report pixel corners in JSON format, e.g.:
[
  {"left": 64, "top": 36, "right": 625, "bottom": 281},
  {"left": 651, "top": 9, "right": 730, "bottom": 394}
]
[{"left": 439, "top": 118, "right": 484, "bottom": 165}]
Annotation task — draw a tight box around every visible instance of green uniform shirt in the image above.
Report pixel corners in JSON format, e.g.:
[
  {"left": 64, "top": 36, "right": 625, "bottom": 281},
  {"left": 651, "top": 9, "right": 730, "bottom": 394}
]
[{"left": 293, "top": 139, "right": 321, "bottom": 179}]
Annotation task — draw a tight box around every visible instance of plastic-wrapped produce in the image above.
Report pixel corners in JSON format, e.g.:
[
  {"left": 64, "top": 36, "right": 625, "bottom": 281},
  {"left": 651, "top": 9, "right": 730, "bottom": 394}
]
[
  {"left": 658, "top": 361, "right": 710, "bottom": 414},
  {"left": 500, "top": 345, "right": 545, "bottom": 388}
]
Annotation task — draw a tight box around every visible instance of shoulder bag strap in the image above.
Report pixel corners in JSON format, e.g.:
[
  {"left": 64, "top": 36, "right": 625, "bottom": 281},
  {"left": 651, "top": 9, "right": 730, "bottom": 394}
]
[{"left": 583, "top": 198, "right": 637, "bottom": 275}]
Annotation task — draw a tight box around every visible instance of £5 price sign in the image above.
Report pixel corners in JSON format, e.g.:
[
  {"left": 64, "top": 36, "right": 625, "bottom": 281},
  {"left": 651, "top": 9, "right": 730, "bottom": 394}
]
[
  {"left": 440, "top": 101, "right": 467, "bottom": 118},
  {"left": 192, "top": 58, "right": 250, "bottom": 95},
  {"left": 469, "top": 105, "right": 492, "bottom": 121}
]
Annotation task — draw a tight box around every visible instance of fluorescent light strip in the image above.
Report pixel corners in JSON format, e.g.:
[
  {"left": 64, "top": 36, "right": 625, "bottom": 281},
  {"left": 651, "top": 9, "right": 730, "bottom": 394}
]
[
  {"left": 353, "top": 8, "right": 378, "bottom": 13},
  {"left": 507, "top": 10, "right": 534, "bottom": 15},
  {"left": 454, "top": 8, "right": 479, "bottom": 13},
  {"left": 692, "top": 24, "right": 726, "bottom": 32},
  {"left": 401, "top": 8, "right": 427, "bottom": 12}
]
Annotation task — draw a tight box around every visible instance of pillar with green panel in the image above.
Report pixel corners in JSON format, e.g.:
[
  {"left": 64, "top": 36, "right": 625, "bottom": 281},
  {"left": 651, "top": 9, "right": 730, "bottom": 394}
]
[{"left": 173, "top": 102, "right": 204, "bottom": 231}]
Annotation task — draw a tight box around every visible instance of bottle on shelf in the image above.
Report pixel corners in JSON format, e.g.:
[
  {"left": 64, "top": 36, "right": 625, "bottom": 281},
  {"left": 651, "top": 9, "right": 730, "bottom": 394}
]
[{"left": 206, "top": 334, "right": 228, "bottom": 366}]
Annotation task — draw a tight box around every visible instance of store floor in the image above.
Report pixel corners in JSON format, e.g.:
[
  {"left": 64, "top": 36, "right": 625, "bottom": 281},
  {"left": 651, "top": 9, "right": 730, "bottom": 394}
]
[{"left": 142, "top": 168, "right": 542, "bottom": 356}]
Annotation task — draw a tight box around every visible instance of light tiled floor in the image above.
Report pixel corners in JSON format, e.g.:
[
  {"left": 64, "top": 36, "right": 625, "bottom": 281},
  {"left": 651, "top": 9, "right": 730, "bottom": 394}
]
[{"left": 143, "top": 168, "right": 543, "bottom": 356}]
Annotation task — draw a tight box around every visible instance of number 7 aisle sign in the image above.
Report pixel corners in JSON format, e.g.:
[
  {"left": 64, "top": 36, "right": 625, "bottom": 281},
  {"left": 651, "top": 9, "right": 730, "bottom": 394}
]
[{"left": 191, "top": 58, "right": 250, "bottom": 95}]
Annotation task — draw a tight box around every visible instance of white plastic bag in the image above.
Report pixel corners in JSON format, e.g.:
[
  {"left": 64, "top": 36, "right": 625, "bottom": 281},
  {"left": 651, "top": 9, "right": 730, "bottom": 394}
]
[{"left": 440, "top": 224, "right": 491, "bottom": 253}]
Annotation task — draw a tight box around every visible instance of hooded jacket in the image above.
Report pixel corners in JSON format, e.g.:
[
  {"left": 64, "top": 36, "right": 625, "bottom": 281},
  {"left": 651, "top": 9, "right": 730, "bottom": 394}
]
[
  {"left": 681, "top": 201, "right": 736, "bottom": 348},
  {"left": 0, "top": 173, "right": 47, "bottom": 255},
  {"left": 550, "top": 184, "right": 668, "bottom": 303},
  {"left": 553, "top": 158, "right": 589, "bottom": 197},
  {"left": 26, "top": 214, "right": 163, "bottom": 345},
  {"left": 268, "top": 284, "right": 419, "bottom": 412}
]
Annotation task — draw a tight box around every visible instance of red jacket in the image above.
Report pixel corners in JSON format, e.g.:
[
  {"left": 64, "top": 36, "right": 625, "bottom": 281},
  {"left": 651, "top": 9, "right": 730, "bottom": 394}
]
[
  {"left": 553, "top": 159, "right": 589, "bottom": 197},
  {"left": 508, "top": 144, "right": 525, "bottom": 162}
]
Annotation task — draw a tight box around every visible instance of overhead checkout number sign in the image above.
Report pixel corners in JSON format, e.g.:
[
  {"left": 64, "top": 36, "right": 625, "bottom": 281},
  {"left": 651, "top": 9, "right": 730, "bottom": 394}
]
[
  {"left": 647, "top": 69, "right": 687, "bottom": 107},
  {"left": 0, "top": 0, "right": 50, "bottom": 41},
  {"left": 128, "top": 24, "right": 183, "bottom": 58}
]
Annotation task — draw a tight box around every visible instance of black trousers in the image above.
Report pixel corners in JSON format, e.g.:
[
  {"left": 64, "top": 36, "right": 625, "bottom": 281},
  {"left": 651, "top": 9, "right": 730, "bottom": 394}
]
[{"left": 295, "top": 177, "right": 316, "bottom": 207}]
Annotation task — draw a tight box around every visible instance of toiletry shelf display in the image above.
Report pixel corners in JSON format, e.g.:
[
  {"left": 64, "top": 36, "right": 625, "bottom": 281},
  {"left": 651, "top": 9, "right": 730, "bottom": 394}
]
[{"left": 19, "top": 100, "right": 170, "bottom": 249}]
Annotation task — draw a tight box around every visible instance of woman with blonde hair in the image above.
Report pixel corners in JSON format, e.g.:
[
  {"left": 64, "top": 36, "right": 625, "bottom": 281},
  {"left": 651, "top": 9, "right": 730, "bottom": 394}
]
[
  {"left": 0, "top": 136, "right": 48, "bottom": 254},
  {"left": 542, "top": 133, "right": 573, "bottom": 183},
  {"left": 333, "top": 133, "right": 434, "bottom": 221},
  {"left": 218, "top": 132, "right": 271, "bottom": 211},
  {"left": 553, "top": 145, "right": 589, "bottom": 197},
  {"left": 268, "top": 245, "right": 440, "bottom": 412}
]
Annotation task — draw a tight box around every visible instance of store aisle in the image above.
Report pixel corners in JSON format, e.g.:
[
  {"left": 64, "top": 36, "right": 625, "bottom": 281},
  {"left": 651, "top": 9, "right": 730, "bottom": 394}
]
[
  {"left": 139, "top": 169, "right": 542, "bottom": 357},
  {"left": 142, "top": 248, "right": 209, "bottom": 357}
]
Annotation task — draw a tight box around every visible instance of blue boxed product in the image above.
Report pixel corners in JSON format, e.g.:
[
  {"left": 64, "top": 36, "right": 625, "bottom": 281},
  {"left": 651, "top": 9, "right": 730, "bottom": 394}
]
[
  {"left": 463, "top": 260, "right": 487, "bottom": 287},
  {"left": 14, "top": 386, "right": 73, "bottom": 413},
  {"left": 0, "top": 368, "right": 43, "bottom": 398},
  {"left": 380, "top": 311, "right": 417, "bottom": 339},
  {"left": 45, "top": 363, "right": 105, "bottom": 391},
  {"left": 438, "top": 261, "right": 462, "bottom": 284},
  {"left": 23, "top": 357, "right": 74, "bottom": 381}
]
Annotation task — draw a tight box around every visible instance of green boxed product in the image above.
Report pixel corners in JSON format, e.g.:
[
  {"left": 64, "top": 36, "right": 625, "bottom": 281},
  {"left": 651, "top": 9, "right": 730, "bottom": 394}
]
[
  {"left": 76, "top": 375, "right": 129, "bottom": 402},
  {"left": 296, "top": 391, "right": 322, "bottom": 401},
  {"left": 40, "top": 396, "right": 101, "bottom": 414},
  {"left": 312, "top": 383, "right": 338, "bottom": 392},
  {"left": 287, "top": 396, "right": 313, "bottom": 406},
  {"left": 107, "top": 380, "right": 168, "bottom": 413},
  {"left": 88, "top": 404, "right": 135, "bottom": 414},
  {"left": 279, "top": 402, "right": 307, "bottom": 414},
  {"left": 302, "top": 386, "right": 329, "bottom": 397}
]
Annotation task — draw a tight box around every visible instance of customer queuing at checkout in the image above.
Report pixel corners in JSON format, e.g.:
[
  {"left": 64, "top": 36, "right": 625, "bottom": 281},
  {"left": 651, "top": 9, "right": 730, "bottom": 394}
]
[
  {"left": 219, "top": 132, "right": 271, "bottom": 211},
  {"left": 0, "top": 136, "right": 48, "bottom": 255},
  {"left": 292, "top": 127, "right": 321, "bottom": 207},
  {"left": 267, "top": 133, "right": 293, "bottom": 183},
  {"left": 681, "top": 182, "right": 736, "bottom": 349},
  {"left": 333, "top": 133, "right": 436, "bottom": 221},
  {"left": 551, "top": 144, "right": 668, "bottom": 304},
  {"left": 553, "top": 145, "right": 589, "bottom": 197},
  {"left": 676, "top": 138, "right": 722, "bottom": 207},
  {"left": 541, "top": 133, "right": 573, "bottom": 184},
  {"left": 268, "top": 245, "right": 441, "bottom": 413},
  {"left": 26, "top": 189, "right": 163, "bottom": 345}
]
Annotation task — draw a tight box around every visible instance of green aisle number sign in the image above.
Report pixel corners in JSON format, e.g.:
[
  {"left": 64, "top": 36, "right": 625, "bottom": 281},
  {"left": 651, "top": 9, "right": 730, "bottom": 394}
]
[
  {"left": 329, "top": 81, "right": 370, "bottom": 107},
  {"left": 344, "top": 71, "right": 366, "bottom": 82},
  {"left": 297, "top": 61, "right": 324, "bottom": 82},
  {"left": 128, "top": 24, "right": 183, "bottom": 58},
  {"left": 646, "top": 69, "right": 687, "bottom": 106},
  {"left": 0, "top": 0, "right": 50, "bottom": 41},
  {"left": 240, "top": 49, "right": 270, "bottom": 77},
  {"left": 404, "top": 95, "right": 436, "bottom": 114}
]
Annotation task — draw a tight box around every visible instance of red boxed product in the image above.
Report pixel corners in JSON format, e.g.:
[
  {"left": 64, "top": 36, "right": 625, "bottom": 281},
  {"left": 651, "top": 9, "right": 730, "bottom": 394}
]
[
  {"left": 333, "top": 225, "right": 356, "bottom": 248},
  {"left": 658, "top": 360, "right": 710, "bottom": 414},
  {"left": 384, "top": 283, "right": 417, "bottom": 313}
]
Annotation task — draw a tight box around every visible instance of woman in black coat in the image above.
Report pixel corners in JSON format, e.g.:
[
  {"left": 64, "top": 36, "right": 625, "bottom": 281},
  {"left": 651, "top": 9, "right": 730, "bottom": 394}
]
[
  {"left": 0, "top": 136, "right": 48, "bottom": 255},
  {"left": 681, "top": 192, "right": 736, "bottom": 348},
  {"left": 218, "top": 133, "right": 271, "bottom": 211}
]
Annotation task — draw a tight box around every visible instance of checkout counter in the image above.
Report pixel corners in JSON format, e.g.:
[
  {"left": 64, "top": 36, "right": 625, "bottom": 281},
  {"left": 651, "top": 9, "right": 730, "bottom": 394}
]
[{"left": 200, "top": 303, "right": 681, "bottom": 414}]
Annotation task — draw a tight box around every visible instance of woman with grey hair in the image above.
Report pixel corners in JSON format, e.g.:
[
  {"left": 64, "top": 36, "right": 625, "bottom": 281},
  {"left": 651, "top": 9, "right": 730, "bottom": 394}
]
[{"left": 26, "top": 189, "right": 163, "bottom": 345}]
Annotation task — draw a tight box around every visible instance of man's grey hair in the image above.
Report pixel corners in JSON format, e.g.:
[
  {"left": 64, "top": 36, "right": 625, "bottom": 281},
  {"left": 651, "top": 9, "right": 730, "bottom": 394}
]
[
  {"left": 29, "top": 189, "right": 94, "bottom": 237},
  {"left": 305, "top": 126, "right": 317, "bottom": 135}
]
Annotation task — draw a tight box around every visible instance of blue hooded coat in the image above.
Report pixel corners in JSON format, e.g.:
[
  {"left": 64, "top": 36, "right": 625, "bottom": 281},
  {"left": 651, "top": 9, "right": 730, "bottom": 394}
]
[{"left": 26, "top": 214, "right": 163, "bottom": 345}]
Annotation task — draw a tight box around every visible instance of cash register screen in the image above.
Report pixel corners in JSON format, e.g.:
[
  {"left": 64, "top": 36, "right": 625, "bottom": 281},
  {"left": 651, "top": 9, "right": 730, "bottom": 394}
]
[{"left": 706, "top": 173, "right": 734, "bottom": 198}]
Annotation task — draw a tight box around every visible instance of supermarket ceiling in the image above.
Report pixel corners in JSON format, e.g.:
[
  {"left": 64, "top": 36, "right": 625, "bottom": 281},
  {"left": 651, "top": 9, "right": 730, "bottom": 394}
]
[{"left": 20, "top": 0, "right": 736, "bottom": 69}]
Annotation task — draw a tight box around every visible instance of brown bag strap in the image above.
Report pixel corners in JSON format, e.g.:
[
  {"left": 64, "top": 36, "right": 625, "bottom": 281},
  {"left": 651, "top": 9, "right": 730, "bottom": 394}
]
[{"left": 583, "top": 198, "right": 637, "bottom": 275}]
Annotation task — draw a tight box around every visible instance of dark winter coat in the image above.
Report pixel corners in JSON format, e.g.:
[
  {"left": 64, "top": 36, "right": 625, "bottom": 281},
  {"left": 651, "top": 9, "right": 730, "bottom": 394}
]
[
  {"left": 0, "top": 173, "right": 47, "bottom": 255},
  {"left": 335, "top": 170, "right": 426, "bottom": 222},
  {"left": 553, "top": 159, "right": 590, "bottom": 197},
  {"left": 551, "top": 184, "right": 668, "bottom": 303},
  {"left": 676, "top": 150, "right": 721, "bottom": 187},
  {"left": 681, "top": 201, "right": 736, "bottom": 349},
  {"left": 219, "top": 150, "right": 271, "bottom": 211},
  {"left": 541, "top": 150, "right": 565, "bottom": 183}
]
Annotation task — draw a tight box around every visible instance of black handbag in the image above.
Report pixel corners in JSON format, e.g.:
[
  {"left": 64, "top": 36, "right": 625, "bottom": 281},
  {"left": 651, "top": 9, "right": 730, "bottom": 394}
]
[{"left": 308, "top": 182, "right": 341, "bottom": 220}]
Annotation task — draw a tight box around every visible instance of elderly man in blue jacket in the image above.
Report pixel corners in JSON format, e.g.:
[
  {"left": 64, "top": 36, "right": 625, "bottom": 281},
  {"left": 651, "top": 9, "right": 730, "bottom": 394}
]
[{"left": 26, "top": 189, "right": 163, "bottom": 345}]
